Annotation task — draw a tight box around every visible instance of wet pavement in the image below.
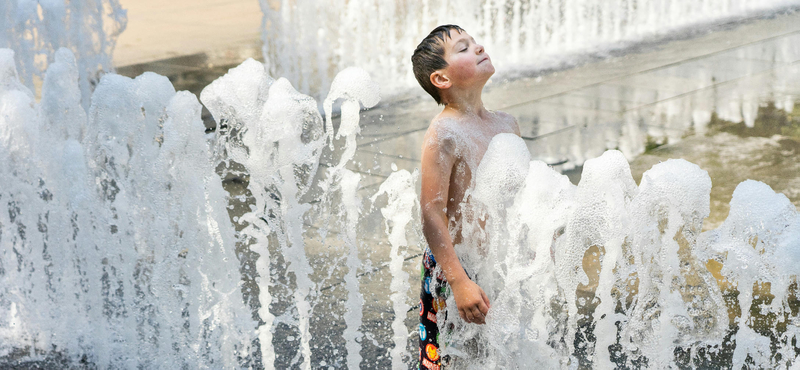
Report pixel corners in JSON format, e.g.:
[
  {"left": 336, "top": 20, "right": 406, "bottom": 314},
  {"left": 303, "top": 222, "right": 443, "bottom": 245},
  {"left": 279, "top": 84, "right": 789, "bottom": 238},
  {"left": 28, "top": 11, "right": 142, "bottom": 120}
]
[{"left": 630, "top": 107, "right": 800, "bottom": 231}]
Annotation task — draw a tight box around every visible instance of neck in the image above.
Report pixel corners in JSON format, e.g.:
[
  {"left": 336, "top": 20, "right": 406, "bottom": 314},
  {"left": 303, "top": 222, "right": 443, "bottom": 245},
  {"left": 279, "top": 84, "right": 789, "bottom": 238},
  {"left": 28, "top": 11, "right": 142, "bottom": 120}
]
[{"left": 442, "top": 86, "right": 486, "bottom": 116}]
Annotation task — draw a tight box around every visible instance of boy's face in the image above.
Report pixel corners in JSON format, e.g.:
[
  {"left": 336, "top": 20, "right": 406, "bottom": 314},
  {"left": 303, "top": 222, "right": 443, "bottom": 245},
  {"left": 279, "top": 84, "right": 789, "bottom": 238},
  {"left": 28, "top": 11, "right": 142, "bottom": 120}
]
[{"left": 439, "top": 30, "right": 494, "bottom": 89}]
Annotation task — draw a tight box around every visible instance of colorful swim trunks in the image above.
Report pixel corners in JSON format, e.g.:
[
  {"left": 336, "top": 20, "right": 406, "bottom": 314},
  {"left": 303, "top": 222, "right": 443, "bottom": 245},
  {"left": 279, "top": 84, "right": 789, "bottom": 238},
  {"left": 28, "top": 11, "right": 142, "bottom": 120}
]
[{"left": 419, "top": 247, "right": 448, "bottom": 370}]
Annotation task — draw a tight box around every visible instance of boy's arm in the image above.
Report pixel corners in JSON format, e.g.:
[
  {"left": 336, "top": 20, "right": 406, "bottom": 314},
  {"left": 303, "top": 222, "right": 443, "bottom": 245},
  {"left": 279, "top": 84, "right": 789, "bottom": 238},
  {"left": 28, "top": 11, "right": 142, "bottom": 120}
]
[{"left": 420, "top": 129, "right": 491, "bottom": 325}]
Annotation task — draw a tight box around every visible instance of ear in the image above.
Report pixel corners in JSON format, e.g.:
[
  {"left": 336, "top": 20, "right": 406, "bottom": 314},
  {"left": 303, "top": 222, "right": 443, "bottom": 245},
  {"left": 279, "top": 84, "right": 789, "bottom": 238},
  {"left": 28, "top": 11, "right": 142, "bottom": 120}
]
[{"left": 430, "top": 70, "right": 451, "bottom": 90}]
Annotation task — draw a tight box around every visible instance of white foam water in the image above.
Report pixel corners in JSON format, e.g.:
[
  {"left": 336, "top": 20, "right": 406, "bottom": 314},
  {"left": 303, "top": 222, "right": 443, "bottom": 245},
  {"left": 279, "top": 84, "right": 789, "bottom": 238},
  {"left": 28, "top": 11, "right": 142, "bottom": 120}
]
[
  {"left": 698, "top": 180, "right": 800, "bottom": 368},
  {"left": 200, "top": 58, "right": 381, "bottom": 369},
  {"left": 258, "top": 0, "right": 800, "bottom": 97},
  {"left": 0, "top": 47, "right": 389, "bottom": 368},
  {"left": 371, "top": 167, "right": 420, "bottom": 370},
  {"left": 199, "top": 58, "right": 283, "bottom": 369},
  {"left": 0, "top": 48, "right": 253, "bottom": 367}
]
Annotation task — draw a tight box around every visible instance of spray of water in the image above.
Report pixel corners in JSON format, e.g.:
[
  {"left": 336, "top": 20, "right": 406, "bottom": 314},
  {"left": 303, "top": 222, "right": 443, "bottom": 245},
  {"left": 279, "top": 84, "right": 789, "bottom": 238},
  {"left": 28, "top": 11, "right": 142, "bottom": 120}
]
[
  {"left": 200, "top": 59, "right": 381, "bottom": 368},
  {"left": 3, "top": 0, "right": 800, "bottom": 367},
  {"left": 319, "top": 67, "right": 381, "bottom": 369},
  {"left": 258, "top": 0, "right": 800, "bottom": 97},
  {"left": 371, "top": 167, "right": 420, "bottom": 369},
  {"left": 2, "top": 45, "right": 799, "bottom": 370},
  {"left": 0, "top": 0, "right": 127, "bottom": 108},
  {"left": 435, "top": 133, "right": 799, "bottom": 368},
  {"left": 0, "top": 48, "right": 253, "bottom": 367}
]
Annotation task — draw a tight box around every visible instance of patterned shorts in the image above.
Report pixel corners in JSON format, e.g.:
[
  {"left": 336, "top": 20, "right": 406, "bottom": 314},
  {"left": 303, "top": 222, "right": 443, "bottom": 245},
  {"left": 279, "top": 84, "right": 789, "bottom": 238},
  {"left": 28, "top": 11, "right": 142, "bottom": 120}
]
[{"left": 419, "top": 248, "right": 448, "bottom": 370}]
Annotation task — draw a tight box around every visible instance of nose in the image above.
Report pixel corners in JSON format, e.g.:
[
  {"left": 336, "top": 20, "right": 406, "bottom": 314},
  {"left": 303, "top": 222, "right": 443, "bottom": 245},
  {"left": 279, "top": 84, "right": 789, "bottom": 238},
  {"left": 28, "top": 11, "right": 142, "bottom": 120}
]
[{"left": 476, "top": 44, "right": 484, "bottom": 54}]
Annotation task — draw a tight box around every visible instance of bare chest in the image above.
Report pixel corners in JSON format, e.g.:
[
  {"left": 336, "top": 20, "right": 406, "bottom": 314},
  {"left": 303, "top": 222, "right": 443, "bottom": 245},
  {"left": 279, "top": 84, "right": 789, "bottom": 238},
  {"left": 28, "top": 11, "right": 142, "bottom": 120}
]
[{"left": 447, "top": 120, "right": 516, "bottom": 208}]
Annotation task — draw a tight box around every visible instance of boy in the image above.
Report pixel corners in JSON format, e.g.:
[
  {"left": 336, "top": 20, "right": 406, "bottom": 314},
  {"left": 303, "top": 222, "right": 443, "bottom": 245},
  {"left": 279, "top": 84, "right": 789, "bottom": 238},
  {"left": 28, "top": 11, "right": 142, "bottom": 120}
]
[{"left": 412, "top": 25, "right": 521, "bottom": 369}]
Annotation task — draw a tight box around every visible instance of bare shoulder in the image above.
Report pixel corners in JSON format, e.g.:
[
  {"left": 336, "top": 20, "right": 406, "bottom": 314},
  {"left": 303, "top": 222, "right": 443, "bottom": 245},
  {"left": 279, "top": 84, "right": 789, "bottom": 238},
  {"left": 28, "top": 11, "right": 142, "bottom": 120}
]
[
  {"left": 423, "top": 116, "right": 460, "bottom": 154},
  {"left": 491, "top": 110, "right": 520, "bottom": 136},
  {"left": 492, "top": 110, "right": 514, "bottom": 120},
  {"left": 425, "top": 116, "right": 462, "bottom": 144}
]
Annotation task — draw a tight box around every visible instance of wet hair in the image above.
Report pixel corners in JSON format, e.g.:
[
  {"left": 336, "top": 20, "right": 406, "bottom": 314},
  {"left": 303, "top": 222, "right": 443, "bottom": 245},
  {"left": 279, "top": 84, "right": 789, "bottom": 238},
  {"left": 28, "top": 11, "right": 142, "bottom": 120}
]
[{"left": 412, "top": 24, "right": 465, "bottom": 105}]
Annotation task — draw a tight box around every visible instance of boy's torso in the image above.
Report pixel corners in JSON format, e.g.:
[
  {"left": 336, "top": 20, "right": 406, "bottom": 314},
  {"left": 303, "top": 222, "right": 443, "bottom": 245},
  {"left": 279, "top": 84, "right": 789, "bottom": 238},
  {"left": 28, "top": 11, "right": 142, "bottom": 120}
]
[{"left": 426, "top": 110, "right": 518, "bottom": 246}]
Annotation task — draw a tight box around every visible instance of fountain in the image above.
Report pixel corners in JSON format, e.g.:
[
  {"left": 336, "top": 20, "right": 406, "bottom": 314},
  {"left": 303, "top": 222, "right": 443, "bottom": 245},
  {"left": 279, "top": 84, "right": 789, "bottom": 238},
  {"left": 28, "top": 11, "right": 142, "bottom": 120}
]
[
  {"left": 1, "top": 0, "right": 800, "bottom": 369},
  {"left": 0, "top": 0, "right": 127, "bottom": 108},
  {"left": 0, "top": 47, "right": 254, "bottom": 367},
  {"left": 259, "top": 0, "right": 800, "bottom": 98}
]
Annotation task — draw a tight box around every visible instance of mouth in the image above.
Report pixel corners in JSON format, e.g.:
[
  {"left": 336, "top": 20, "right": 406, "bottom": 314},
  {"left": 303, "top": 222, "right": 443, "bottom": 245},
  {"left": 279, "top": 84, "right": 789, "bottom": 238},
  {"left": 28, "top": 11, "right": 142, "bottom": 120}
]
[{"left": 478, "top": 56, "right": 490, "bottom": 65}]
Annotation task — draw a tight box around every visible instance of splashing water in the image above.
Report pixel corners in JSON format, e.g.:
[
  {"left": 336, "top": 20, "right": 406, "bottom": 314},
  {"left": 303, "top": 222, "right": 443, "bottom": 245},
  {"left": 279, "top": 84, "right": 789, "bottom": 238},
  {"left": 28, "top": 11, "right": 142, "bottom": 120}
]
[
  {"left": 0, "top": 0, "right": 127, "bottom": 108},
  {"left": 259, "top": 0, "right": 800, "bottom": 97},
  {"left": 320, "top": 67, "right": 381, "bottom": 370},
  {"left": 435, "top": 133, "right": 799, "bottom": 368},
  {"left": 2, "top": 0, "right": 800, "bottom": 368},
  {"left": 0, "top": 48, "right": 253, "bottom": 367},
  {"left": 199, "top": 59, "right": 381, "bottom": 368},
  {"left": 371, "top": 168, "right": 420, "bottom": 370},
  {"left": 0, "top": 46, "right": 391, "bottom": 368}
]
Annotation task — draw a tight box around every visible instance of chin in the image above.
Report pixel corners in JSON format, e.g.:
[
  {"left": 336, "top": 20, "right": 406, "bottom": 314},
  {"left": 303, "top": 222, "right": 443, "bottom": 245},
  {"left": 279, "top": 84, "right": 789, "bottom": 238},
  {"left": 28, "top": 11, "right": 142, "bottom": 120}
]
[{"left": 480, "top": 60, "right": 495, "bottom": 74}]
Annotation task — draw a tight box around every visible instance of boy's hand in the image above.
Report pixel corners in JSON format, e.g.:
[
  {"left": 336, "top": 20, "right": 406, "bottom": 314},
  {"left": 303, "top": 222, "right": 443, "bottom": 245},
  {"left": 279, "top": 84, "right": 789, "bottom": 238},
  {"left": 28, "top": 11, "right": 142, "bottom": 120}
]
[{"left": 451, "top": 279, "right": 491, "bottom": 324}]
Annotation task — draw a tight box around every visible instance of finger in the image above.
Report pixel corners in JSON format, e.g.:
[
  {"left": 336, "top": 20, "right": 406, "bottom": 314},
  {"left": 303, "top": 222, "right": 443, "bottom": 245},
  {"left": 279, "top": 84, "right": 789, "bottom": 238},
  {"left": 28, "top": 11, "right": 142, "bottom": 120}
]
[
  {"left": 464, "top": 310, "right": 475, "bottom": 323},
  {"left": 480, "top": 290, "right": 491, "bottom": 313},
  {"left": 471, "top": 307, "right": 485, "bottom": 324},
  {"left": 471, "top": 305, "right": 485, "bottom": 318},
  {"left": 459, "top": 309, "right": 468, "bottom": 322}
]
